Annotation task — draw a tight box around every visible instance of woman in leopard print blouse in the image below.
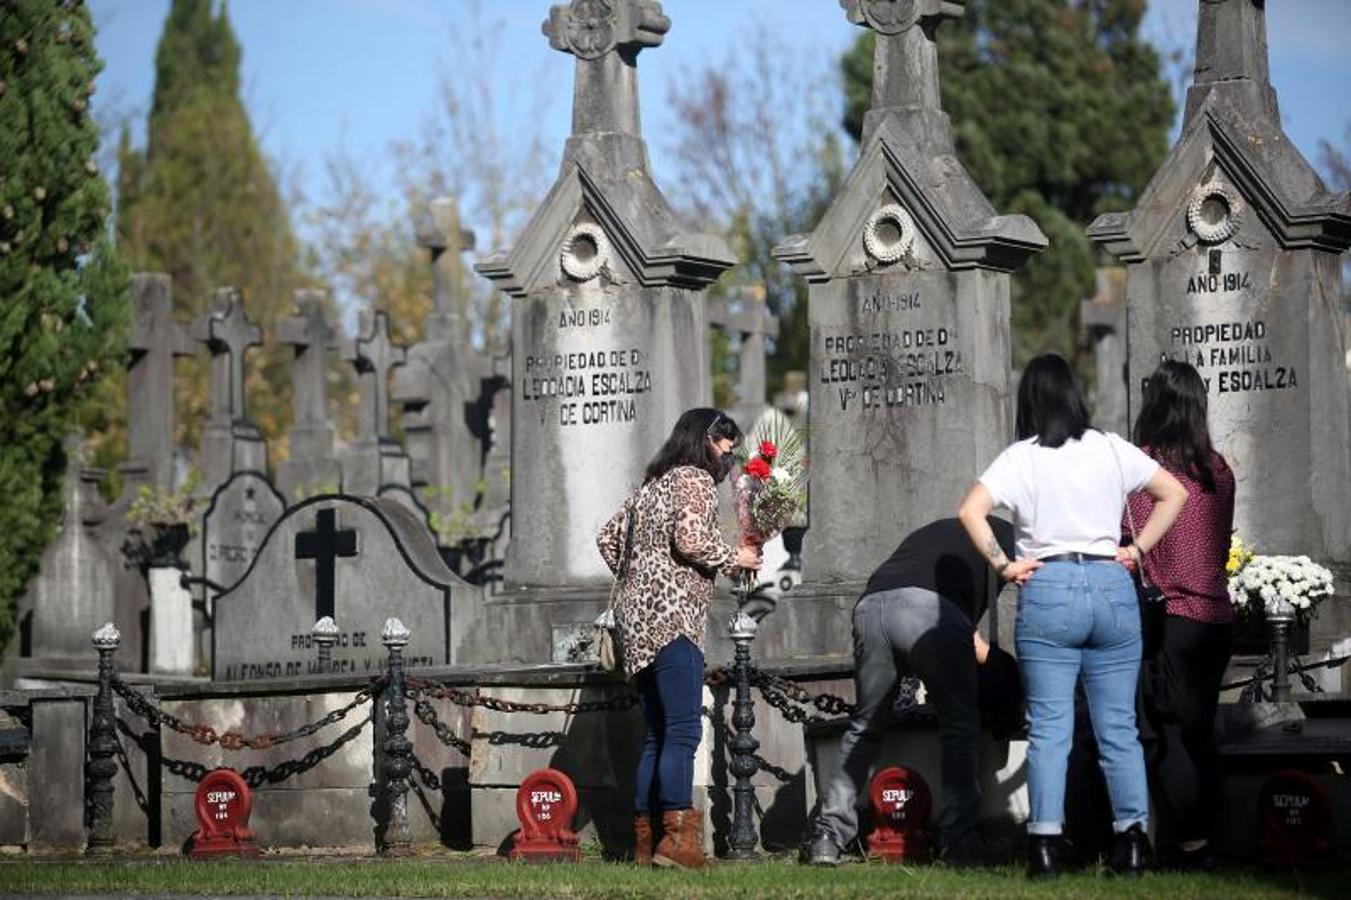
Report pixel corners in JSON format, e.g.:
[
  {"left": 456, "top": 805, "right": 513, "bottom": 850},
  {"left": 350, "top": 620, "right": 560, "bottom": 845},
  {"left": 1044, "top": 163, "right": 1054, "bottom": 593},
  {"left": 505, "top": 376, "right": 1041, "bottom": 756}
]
[{"left": 597, "top": 408, "right": 761, "bottom": 869}]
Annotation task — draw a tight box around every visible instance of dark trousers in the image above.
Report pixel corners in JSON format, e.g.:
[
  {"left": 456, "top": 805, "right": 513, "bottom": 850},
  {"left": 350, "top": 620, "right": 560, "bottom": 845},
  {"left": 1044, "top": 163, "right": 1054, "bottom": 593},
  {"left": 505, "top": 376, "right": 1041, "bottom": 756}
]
[
  {"left": 1143, "top": 616, "right": 1232, "bottom": 845},
  {"left": 634, "top": 636, "right": 704, "bottom": 813}
]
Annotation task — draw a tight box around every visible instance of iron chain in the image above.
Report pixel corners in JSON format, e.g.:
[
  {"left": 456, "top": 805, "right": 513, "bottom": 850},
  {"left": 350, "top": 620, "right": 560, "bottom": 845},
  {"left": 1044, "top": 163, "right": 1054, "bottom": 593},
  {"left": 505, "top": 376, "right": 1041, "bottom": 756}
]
[
  {"left": 406, "top": 677, "right": 638, "bottom": 715},
  {"left": 411, "top": 694, "right": 472, "bottom": 756},
  {"left": 111, "top": 675, "right": 380, "bottom": 749}
]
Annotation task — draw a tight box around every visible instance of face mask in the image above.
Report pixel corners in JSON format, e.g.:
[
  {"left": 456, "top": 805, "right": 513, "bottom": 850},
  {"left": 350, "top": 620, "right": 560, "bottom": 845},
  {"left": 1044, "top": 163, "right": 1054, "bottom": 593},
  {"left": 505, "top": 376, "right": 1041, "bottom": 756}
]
[{"left": 717, "top": 451, "right": 736, "bottom": 480}]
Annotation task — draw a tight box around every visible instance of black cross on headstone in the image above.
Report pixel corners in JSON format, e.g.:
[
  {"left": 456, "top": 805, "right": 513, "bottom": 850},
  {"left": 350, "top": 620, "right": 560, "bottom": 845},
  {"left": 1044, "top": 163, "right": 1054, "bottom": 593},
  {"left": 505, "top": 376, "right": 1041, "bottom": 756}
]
[
  {"left": 344, "top": 310, "right": 406, "bottom": 442},
  {"left": 194, "top": 287, "right": 263, "bottom": 423},
  {"left": 294, "top": 508, "right": 358, "bottom": 621}
]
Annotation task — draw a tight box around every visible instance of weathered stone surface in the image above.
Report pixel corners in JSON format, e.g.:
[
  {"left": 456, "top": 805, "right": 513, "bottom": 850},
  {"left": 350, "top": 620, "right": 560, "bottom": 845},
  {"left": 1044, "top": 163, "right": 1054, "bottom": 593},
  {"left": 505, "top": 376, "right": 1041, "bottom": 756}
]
[
  {"left": 1080, "top": 269, "right": 1129, "bottom": 437},
  {"left": 709, "top": 287, "right": 780, "bottom": 429},
  {"left": 0, "top": 760, "right": 25, "bottom": 846},
  {"left": 277, "top": 290, "right": 342, "bottom": 500},
  {"left": 27, "top": 698, "right": 85, "bottom": 850},
  {"left": 773, "top": 4, "right": 1045, "bottom": 606},
  {"left": 212, "top": 495, "right": 472, "bottom": 680},
  {"left": 201, "top": 472, "right": 287, "bottom": 600},
  {"left": 24, "top": 440, "right": 117, "bottom": 666},
  {"left": 148, "top": 567, "right": 194, "bottom": 676},
  {"left": 476, "top": 0, "right": 734, "bottom": 602},
  {"left": 193, "top": 288, "right": 268, "bottom": 485},
  {"left": 1087, "top": 0, "right": 1351, "bottom": 651}
]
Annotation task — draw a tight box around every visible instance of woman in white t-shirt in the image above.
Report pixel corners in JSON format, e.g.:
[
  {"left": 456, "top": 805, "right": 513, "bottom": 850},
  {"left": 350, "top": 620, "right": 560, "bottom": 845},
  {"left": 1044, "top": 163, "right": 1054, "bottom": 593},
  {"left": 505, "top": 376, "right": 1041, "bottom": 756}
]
[{"left": 958, "top": 354, "right": 1187, "bottom": 879}]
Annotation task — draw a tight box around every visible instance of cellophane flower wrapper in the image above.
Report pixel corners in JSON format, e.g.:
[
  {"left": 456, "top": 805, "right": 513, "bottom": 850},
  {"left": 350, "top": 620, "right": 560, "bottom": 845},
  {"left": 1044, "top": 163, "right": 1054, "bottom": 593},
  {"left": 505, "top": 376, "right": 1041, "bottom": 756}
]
[{"left": 732, "top": 422, "right": 808, "bottom": 592}]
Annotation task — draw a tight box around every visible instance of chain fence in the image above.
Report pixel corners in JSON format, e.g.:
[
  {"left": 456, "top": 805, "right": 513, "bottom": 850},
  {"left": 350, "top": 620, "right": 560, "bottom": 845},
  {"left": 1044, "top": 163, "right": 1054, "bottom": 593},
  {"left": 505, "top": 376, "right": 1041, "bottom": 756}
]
[{"left": 112, "top": 675, "right": 380, "bottom": 750}]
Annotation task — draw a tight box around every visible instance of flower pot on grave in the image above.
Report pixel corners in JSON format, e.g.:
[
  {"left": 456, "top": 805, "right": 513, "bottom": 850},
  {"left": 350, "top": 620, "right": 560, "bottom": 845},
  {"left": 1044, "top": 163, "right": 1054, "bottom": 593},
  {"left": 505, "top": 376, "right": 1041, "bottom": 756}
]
[
  {"left": 1232, "top": 614, "right": 1309, "bottom": 657},
  {"left": 148, "top": 522, "right": 191, "bottom": 570}
]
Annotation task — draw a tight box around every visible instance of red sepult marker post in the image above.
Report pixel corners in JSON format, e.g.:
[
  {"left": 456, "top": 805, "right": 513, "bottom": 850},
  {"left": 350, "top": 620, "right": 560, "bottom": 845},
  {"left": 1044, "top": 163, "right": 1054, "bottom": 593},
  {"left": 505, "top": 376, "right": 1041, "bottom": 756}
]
[
  {"left": 1258, "top": 770, "right": 1334, "bottom": 866},
  {"left": 188, "top": 768, "right": 260, "bottom": 858},
  {"left": 509, "top": 768, "right": 581, "bottom": 862},
  {"left": 866, "top": 766, "right": 933, "bottom": 862}
]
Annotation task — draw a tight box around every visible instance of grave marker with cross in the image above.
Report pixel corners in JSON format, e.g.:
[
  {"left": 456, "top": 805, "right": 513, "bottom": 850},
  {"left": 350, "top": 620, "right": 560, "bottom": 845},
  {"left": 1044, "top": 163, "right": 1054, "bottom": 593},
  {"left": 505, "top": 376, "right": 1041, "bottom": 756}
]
[
  {"left": 193, "top": 288, "right": 268, "bottom": 484},
  {"left": 294, "top": 507, "right": 358, "bottom": 622},
  {"left": 120, "top": 273, "right": 196, "bottom": 494},
  {"left": 345, "top": 310, "right": 406, "bottom": 445},
  {"left": 277, "top": 290, "right": 341, "bottom": 499},
  {"left": 709, "top": 287, "right": 780, "bottom": 428}
]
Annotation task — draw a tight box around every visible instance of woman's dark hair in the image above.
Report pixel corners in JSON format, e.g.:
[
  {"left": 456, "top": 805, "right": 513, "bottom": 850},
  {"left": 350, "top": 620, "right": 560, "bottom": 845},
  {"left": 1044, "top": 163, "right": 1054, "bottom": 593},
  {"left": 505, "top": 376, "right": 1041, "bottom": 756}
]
[
  {"left": 1133, "top": 360, "right": 1217, "bottom": 492},
  {"left": 644, "top": 408, "right": 742, "bottom": 485},
  {"left": 1015, "top": 354, "right": 1092, "bottom": 448}
]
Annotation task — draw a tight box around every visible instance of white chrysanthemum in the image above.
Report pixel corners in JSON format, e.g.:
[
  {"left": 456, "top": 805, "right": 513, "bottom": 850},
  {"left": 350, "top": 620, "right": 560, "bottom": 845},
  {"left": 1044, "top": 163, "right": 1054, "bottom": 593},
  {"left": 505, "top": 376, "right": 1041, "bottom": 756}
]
[{"left": 771, "top": 466, "right": 791, "bottom": 484}]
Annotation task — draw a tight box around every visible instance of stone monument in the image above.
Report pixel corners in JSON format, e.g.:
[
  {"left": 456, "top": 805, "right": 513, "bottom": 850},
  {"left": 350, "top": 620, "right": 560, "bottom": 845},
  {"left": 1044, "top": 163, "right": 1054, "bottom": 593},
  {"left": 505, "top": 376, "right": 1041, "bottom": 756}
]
[
  {"left": 211, "top": 494, "right": 468, "bottom": 679},
  {"left": 709, "top": 287, "right": 780, "bottom": 430},
  {"left": 474, "top": 0, "right": 736, "bottom": 659},
  {"left": 1080, "top": 269, "right": 1129, "bottom": 437},
  {"left": 1087, "top": 0, "right": 1351, "bottom": 648},
  {"left": 771, "top": 0, "right": 1045, "bottom": 652},
  {"left": 276, "top": 289, "right": 342, "bottom": 500}
]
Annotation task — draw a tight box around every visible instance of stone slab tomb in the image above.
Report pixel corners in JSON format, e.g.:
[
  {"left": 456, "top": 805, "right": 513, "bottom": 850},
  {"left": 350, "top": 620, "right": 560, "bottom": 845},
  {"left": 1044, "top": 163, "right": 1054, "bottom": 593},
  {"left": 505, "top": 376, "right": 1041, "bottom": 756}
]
[
  {"left": 770, "top": 0, "right": 1045, "bottom": 657},
  {"left": 212, "top": 495, "right": 474, "bottom": 680},
  {"left": 1088, "top": 0, "right": 1351, "bottom": 650}
]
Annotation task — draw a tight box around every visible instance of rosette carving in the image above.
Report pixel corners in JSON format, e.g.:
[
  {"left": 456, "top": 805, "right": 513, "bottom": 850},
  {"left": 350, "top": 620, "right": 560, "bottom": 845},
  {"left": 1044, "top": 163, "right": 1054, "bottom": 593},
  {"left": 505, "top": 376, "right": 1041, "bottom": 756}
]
[
  {"left": 560, "top": 222, "right": 611, "bottom": 282},
  {"left": 863, "top": 203, "right": 917, "bottom": 264},
  {"left": 1187, "top": 181, "right": 1245, "bottom": 244}
]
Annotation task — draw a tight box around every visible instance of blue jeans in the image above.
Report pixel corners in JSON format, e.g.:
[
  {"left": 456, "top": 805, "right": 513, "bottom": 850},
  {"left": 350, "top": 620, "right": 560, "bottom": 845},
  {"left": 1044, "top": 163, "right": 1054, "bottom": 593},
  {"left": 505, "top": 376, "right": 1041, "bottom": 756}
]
[
  {"left": 1016, "top": 561, "right": 1148, "bottom": 836},
  {"left": 634, "top": 636, "right": 704, "bottom": 813}
]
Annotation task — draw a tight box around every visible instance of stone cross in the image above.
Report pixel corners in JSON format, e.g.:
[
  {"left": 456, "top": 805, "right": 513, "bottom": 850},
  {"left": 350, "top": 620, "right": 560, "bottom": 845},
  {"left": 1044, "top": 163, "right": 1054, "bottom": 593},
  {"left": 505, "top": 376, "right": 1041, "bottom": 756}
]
[
  {"left": 122, "top": 273, "right": 195, "bottom": 492},
  {"left": 344, "top": 310, "right": 407, "bottom": 443},
  {"left": 194, "top": 288, "right": 263, "bottom": 426},
  {"left": 415, "top": 197, "right": 477, "bottom": 345},
  {"left": 543, "top": 0, "right": 671, "bottom": 136},
  {"left": 841, "top": 0, "right": 963, "bottom": 141},
  {"left": 279, "top": 290, "right": 337, "bottom": 459},
  {"left": 1185, "top": 0, "right": 1276, "bottom": 124},
  {"left": 709, "top": 287, "right": 780, "bottom": 425},
  {"left": 294, "top": 507, "right": 358, "bottom": 622}
]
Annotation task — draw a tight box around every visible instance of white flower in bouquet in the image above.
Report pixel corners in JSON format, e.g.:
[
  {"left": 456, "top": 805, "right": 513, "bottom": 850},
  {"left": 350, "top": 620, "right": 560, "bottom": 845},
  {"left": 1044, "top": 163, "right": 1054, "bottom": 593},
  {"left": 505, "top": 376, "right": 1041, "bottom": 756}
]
[{"left": 1228, "top": 551, "right": 1337, "bottom": 623}]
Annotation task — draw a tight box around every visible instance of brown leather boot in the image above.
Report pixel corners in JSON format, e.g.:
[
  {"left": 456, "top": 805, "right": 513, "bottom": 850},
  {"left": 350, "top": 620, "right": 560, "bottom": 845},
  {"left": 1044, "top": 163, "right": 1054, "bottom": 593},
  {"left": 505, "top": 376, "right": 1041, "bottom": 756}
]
[
  {"left": 653, "top": 808, "right": 706, "bottom": 869},
  {"left": 634, "top": 814, "right": 654, "bottom": 866}
]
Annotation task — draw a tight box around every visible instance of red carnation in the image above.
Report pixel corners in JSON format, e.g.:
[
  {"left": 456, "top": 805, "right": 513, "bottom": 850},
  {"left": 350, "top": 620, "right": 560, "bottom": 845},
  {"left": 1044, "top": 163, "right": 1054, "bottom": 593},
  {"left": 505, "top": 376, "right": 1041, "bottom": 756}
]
[
  {"left": 758, "top": 440, "right": 778, "bottom": 461},
  {"left": 745, "top": 457, "right": 773, "bottom": 481}
]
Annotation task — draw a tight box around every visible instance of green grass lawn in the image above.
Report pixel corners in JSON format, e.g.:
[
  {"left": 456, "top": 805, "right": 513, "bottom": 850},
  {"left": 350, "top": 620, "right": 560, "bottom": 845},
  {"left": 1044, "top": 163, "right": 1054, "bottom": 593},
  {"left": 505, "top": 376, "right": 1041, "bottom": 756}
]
[{"left": 0, "top": 857, "right": 1343, "bottom": 899}]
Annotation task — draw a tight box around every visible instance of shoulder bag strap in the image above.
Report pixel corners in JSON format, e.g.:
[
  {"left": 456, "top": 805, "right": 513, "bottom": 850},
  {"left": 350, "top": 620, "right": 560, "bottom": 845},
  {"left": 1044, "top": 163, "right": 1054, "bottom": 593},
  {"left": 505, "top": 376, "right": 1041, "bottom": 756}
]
[{"left": 1110, "top": 437, "right": 1156, "bottom": 590}]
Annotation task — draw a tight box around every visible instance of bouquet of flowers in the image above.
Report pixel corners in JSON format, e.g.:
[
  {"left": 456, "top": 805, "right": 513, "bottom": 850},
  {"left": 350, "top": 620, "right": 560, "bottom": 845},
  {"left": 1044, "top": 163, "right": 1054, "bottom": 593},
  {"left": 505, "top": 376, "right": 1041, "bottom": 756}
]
[
  {"left": 1227, "top": 540, "right": 1335, "bottom": 623},
  {"left": 733, "top": 421, "right": 807, "bottom": 592}
]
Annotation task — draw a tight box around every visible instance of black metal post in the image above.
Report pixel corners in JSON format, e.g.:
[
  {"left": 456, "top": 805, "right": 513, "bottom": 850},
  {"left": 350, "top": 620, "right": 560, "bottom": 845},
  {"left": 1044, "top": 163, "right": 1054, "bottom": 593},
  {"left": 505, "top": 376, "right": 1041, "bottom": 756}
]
[
  {"left": 313, "top": 616, "right": 338, "bottom": 674},
  {"left": 726, "top": 611, "right": 760, "bottom": 860},
  {"left": 86, "top": 622, "right": 121, "bottom": 855},
  {"left": 1270, "top": 616, "right": 1292, "bottom": 702},
  {"left": 380, "top": 618, "right": 412, "bottom": 855}
]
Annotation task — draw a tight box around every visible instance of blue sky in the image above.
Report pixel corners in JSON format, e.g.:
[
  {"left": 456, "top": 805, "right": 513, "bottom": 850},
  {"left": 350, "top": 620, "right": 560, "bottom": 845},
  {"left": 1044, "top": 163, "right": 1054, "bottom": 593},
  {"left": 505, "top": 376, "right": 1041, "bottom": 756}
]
[{"left": 90, "top": 0, "right": 1351, "bottom": 242}]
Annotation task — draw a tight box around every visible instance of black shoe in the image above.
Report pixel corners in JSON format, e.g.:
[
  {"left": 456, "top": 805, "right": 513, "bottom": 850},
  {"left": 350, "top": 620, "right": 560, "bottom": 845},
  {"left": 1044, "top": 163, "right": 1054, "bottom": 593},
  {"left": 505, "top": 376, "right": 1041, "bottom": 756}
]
[
  {"left": 805, "top": 831, "right": 841, "bottom": 867},
  {"left": 1027, "top": 835, "right": 1061, "bottom": 880},
  {"left": 1169, "top": 842, "right": 1217, "bottom": 871},
  {"left": 1107, "top": 823, "right": 1151, "bottom": 877}
]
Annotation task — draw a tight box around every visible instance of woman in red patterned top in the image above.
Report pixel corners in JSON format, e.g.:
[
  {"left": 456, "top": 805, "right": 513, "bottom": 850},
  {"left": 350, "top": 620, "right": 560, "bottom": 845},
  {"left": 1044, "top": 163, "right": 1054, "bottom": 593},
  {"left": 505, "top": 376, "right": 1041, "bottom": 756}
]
[{"left": 1125, "top": 360, "right": 1235, "bottom": 870}]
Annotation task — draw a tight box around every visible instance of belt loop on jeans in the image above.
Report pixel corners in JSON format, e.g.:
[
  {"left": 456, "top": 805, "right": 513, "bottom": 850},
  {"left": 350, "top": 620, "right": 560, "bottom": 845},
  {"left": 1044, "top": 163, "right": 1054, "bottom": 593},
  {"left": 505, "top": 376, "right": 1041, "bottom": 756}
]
[{"left": 1038, "top": 552, "right": 1116, "bottom": 564}]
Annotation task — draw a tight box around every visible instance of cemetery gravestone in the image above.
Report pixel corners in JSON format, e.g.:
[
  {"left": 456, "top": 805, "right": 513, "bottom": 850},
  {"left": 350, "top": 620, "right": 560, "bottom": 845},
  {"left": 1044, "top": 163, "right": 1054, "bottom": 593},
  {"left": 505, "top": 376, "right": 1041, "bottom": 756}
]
[
  {"left": 772, "top": 0, "right": 1045, "bottom": 646},
  {"left": 476, "top": 0, "right": 735, "bottom": 603},
  {"left": 21, "top": 438, "right": 116, "bottom": 668},
  {"left": 1080, "top": 269, "right": 1129, "bottom": 437},
  {"left": 193, "top": 288, "right": 267, "bottom": 485},
  {"left": 277, "top": 290, "right": 342, "bottom": 500},
  {"left": 212, "top": 494, "right": 465, "bottom": 679},
  {"left": 709, "top": 287, "right": 780, "bottom": 430},
  {"left": 396, "top": 199, "right": 496, "bottom": 532},
  {"left": 1088, "top": 0, "right": 1351, "bottom": 647}
]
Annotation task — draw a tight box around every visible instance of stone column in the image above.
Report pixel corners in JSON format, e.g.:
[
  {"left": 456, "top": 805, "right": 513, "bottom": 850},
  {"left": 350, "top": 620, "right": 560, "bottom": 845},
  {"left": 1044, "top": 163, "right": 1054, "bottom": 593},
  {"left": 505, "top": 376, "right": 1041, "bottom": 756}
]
[
  {"left": 193, "top": 288, "right": 267, "bottom": 484},
  {"left": 709, "top": 287, "right": 780, "bottom": 430},
  {"left": 394, "top": 198, "right": 493, "bottom": 527},
  {"left": 771, "top": 0, "right": 1045, "bottom": 646},
  {"left": 476, "top": 0, "right": 735, "bottom": 601},
  {"left": 1079, "top": 269, "right": 1129, "bottom": 437},
  {"left": 1088, "top": 0, "right": 1351, "bottom": 650},
  {"left": 277, "top": 289, "right": 341, "bottom": 500}
]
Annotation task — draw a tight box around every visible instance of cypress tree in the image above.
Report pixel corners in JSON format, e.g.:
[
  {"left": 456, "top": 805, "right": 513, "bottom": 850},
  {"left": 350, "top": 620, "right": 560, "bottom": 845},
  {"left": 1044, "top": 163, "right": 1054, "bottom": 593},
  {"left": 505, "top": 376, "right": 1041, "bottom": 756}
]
[
  {"left": 0, "top": 0, "right": 130, "bottom": 651},
  {"left": 117, "top": 0, "right": 304, "bottom": 453}
]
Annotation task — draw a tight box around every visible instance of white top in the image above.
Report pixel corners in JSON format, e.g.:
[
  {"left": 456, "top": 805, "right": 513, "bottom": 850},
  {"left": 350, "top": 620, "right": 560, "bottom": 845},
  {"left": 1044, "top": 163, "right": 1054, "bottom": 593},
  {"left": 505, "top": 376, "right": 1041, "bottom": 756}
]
[{"left": 978, "top": 430, "right": 1159, "bottom": 560}]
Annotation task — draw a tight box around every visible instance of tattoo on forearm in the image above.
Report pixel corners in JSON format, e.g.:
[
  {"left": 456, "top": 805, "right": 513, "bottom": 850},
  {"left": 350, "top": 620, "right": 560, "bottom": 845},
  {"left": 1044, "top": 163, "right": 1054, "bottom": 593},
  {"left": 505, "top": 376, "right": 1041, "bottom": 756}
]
[{"left": 984, "top": 536, "right": 1008, "bottom": 566}]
